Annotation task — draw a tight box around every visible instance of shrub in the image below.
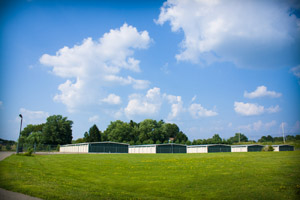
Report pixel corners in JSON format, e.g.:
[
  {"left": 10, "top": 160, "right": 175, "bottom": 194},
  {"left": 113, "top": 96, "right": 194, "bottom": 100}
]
[
  {"left": 56, "top": 144, "right": 60, "bottom": 151},
  {"left": 24, "top": 148, "right": 33, "bottom": 156},
  {"left": 6, "top": 145, "right": 12, "bottom": 151},
  {"left": 268, "top": 145, "right": 274, "bottom": 151}
]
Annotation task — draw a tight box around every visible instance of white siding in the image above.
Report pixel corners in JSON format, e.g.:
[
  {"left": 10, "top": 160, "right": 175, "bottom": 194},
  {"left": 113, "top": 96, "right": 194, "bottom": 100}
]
[
  {"left": 187, "top": 146, "right": 208, "bottom": 153},
  {"left": 129, "top": 146, "right": 156, "bottom": 154},
  {"left": 60, "top": 144, "right": 89, "bottom": 153},
  {"left": 231, "top": 146, "right": 247, "bottom": 152},
  {"left": 273, "top": 146, "right": 279, "bottom": 152}
]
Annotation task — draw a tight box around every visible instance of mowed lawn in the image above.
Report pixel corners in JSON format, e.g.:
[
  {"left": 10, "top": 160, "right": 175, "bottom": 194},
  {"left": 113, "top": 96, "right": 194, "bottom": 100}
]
[{"left": 0, "top": 152, "right": 300, "bottom": 199}]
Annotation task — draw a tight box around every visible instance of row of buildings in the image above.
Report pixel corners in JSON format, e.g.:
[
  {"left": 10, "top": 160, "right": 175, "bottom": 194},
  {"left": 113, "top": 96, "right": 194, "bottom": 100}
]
[{"left": 59, "top": 142, "right": 294, "bottom": 153}]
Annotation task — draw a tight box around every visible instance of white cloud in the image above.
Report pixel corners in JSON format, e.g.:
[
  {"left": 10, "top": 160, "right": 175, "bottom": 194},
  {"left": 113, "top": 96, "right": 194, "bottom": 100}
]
[
  {"left": 88, "top": 115, "right": 99, "bottom": 123},
  {"left": 290, "top": 65, "right": 300, "bottom": 78},
  {"left": 191, "top": 95, "right": 197, "bottom": 102},
  {"left": 234, "top": 102, "right": 280, "bottom": 116},
  {"left": 101, "top": 94, "right": 122, "bottom": 105},
  {"left": 157, "top": 0, "right": 300, "bottom": 68},
  {"left": 266, "top": 105, "right": 280, "bottom": 113},
  {"left": 165, "top": 95, "right": 184, "bottom": 119},
  {"left": 189, "top": 103, "right": 218, "bottom": 118},
  {"left": 40, "top": 23, "right": 151, "bottom": 112},
  {"left": 160, "top": 63, "right": 170, "bottom": 74},
  {"left": 290, "top": 65, "right": 300, "bottom": 84},
  {"left": 244, "top": 85, "right": 282, "bottom": 98},
  {"left": 125, "top": 87, "right": 162, "bottom": 117},
  {"left": 239, "top": 120, "right": 276, "bottom": 132},
  {"left": 19, "top": 108, "right": 49, "bottom": 125}
]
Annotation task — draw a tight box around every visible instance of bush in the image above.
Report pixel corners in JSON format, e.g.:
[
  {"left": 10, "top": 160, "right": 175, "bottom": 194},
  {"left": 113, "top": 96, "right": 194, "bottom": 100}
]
[
  {"left": 24, "top": 148, "right": 33, "bottom": 156},
  {"left": 6, "top": 144, "right": 12, "bottom": 151},
  {"left": 268, "top": 145, "right": 274, "bottom": 151}
]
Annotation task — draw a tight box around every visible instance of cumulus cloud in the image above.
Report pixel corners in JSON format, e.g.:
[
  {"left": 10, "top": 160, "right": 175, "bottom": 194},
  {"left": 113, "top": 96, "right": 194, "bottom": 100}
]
[
  {"left": 290, "top": 65, "right": 300, "bottom": 84},
  {"left": 101, "top": 94, "right": 122, "bottom": 105},
  {"left": 189, "top": 103, "right": 218, "bottom": 118},
  {"left": 157, "top": 0, "right": 300, "bottom": 68},
  {"left": 238, "top": 120, "right": 277, "bottom": 132},
  {"left": 125, "top": 87, "right": 162, "bottom": 117},
  {"left": 244, "top": 86, "right": 282, "bottom": 98},
  {"left": 40, "top": 23, "right": 151, "bottom": 112},
  {"left": 234, "top": 102, "right": 280, "bottom": 116},
  {"left": 19, "top": 108, "right": 49, "bottom": 125},
  {"left": 123, "top": 87, "right": 218, "bottom": 120},
  {"left": 291, "top": 65, "right": 300, "bottom": 77},
  {"left": 165, "top": 94, "right": 184, "bottom": 119},
  {"left": 88, "top": 115, "right": 99, "bottom": 123}
]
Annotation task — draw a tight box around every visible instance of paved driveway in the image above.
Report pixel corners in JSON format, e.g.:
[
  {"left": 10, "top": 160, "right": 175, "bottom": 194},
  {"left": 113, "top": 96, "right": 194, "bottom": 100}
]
[{"left": 0, "top": 151, "right": 14, "bottom": 161}]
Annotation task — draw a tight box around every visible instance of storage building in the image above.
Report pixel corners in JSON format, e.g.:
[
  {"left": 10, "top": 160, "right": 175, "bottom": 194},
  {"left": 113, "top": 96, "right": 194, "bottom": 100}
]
[
  {"left": 60, "top": 141, "right": 129, "bottom": 153},
  {"left": 129, "top": 143, "right": 186, "bottom": 154},
  {"left": 231, "top": 144, "right": 264, "bottom": 152},
  {"left": 272, "top": 145, "right": 294, "bottom": 151},
  {"left": 187, "top": 144, "right": 231, "bottom": 153}
]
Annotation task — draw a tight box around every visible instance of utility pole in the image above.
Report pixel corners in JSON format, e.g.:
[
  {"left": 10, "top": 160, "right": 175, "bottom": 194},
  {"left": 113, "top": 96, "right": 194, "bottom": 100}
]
[
  {"left": 282, "top": 123, "right": 285, "bottom": 144},
  {"left": 17, "top": 114, "right": 23, "bottom": 154}
]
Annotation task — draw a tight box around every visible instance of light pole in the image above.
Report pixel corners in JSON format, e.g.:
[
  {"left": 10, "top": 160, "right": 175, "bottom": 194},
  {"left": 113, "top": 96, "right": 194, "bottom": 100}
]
[{"left": 16, "top": 114, "right": 23, "bottom": 154}]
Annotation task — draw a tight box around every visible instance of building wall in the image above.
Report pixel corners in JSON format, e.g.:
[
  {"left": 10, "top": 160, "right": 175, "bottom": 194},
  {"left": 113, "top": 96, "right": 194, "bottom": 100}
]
[
  {"left": 60, "top": 144, "right": 89, "bottom": 153},
  {"left": 89, "top": 143, "right": 128, "bottom": 153},
  {"left": 279, "top": 145, "right": 294, "bottom": 151},
  {"left": 187, "top": 146, "right": 208, "bottom": 153},
  {"left": 208, "top": 145, "right": 231, "bottom": 153},
  {"left": 156, "top": 144, "right": 186, "bottom": 153},
  {"left": 248, "top": 145, "right": 264, "bottom": 152},
  {"left": 129, "top": 146, "right": 156, "bottom": 153},
  {"left": 273, "top": 146, "right": 279, "bottom": 151},
  {"left": 231, "top": 146, "right": 247, "bottom": 152}
]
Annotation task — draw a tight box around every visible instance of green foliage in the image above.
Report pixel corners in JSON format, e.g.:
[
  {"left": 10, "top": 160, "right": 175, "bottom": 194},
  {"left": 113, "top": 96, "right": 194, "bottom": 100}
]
[
  {"left": 100, "top": 119, "right": 188, "bottom": 145},
  {"left": 42, "top": 115, "right": 73, "bottom": 145},
  {"left": 5, "top": 144, "right": 12, "bottom": 151},
  {"left": 229, "top": 133, "right": 248, "bottom": 143},
  {"left": 268, "top": 145, "right": 274, "bottom": 151},
  {"left": 21, "top": 124, "right": 44, "bottom": 137},
  {"left": 1, "top": 152, "right": 299, "bottom": 199},
  {"left": 84, "top": 124, "right": 101, "bottom": 142},
  {"left": 24, "top": 148, "right": 33, "bottom": 156}
]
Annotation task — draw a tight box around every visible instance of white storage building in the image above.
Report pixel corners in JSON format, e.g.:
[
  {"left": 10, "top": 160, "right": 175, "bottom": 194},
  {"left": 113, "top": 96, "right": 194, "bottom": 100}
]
[
  {"left": 129, "top": 144, "right": 156, "bottom": 154},
  {"left": 129, "top": 144, "right": 187, "bottom": 154},
  {"left": 59, "top": 142, "right": 129, "bottom": 153},
  {"left": 187, "top": 144, "right": 231, "bottom": 153},
  {"left": 272, "top": 145, "right": 294, "bottom": 151},
  {"left": 231, "top": 144, "right": 264, "bottom": 152},
  {"left": 60, "top": 143, "right": 89, "bottom": 153}
]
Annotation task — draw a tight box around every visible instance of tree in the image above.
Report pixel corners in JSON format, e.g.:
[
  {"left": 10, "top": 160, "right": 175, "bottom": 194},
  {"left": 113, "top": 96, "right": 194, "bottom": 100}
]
[
  {"left": 211, "top": 134, "right": 222, "bottom": 144},
  {"left": 229, "top": 133, "right": 248, "bottom": 143},
  {"left": 26, "top": 132, "right": 43, "bottom": 145},
  {"left": 21, "top": 124, "right": 44, "bottom": 137},
  {"left": 42, "top": 115, "right": 73, "bottom": 145},
  {"left": 85, "top": 124, "right": 101, "bottom": 142}
]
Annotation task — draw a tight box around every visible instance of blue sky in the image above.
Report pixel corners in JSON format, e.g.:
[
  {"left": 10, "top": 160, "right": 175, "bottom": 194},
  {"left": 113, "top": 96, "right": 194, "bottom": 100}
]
[{"left": 1, "top": 0, "right": 300, "bottom": 141}]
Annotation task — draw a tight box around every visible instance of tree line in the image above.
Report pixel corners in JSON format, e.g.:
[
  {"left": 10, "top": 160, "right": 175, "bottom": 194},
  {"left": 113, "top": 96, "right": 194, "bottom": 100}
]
[
  {"left": 18, "top": 114, "right": 300, "bottom": 147},
  {"left": 20, "top": 115, "right": 73, "bottom": 146},
  {"left": 74, "top": 119, "right": 188, "bottom": 145}
]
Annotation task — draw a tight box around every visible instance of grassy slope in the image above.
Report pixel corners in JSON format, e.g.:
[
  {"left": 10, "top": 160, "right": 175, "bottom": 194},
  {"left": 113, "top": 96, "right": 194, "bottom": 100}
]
[{"left": 0, "top": 152, "right": 300, "bottom": 200}]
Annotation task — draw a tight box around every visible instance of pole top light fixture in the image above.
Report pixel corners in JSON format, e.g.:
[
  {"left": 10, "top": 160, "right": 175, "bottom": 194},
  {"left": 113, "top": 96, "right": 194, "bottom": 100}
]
[{"left": 19, "top": 114, "right": 23, "bottom": 118}]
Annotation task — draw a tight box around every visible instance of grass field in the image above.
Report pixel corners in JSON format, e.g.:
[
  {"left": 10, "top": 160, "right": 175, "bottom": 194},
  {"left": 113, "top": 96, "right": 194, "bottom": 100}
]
[{"left": 0, "top": 152, "right": 300, "bottom": 200}]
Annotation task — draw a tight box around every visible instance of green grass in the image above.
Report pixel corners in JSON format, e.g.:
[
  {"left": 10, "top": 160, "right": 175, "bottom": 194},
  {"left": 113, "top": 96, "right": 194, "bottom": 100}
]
[{"left": 1, "top": 152, "right": 300, "bottom": 199}]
